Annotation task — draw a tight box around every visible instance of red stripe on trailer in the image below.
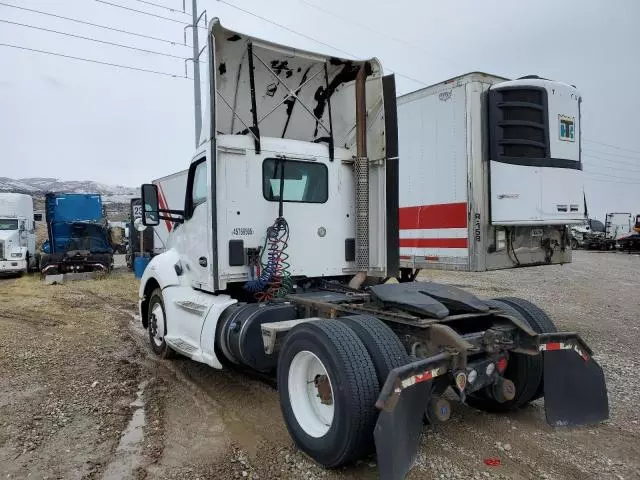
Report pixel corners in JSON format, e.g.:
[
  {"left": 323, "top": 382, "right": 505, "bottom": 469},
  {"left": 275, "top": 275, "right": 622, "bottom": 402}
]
[
  {"left": 156, "top": 185, "right": 173, "bottom": 233},
  {"left": 545, "top": 342, "right": 562, "bottom": 351},
  {"left": 399, "top": 255, "right": 411, "bottom": 260},
  {"left": 400, "top": 238, "right": 468, "bottom": 248},
  {"left": 424, "top": 256, "right": 439, "bottom": 261},
  {"left": 399, "top": 202, "right": 468, "bottom": 230}
]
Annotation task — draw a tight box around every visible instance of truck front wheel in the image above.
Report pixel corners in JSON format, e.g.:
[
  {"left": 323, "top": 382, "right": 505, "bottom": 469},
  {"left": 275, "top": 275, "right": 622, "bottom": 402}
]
[
  {"left": 277, "top": 320, "right": 379, "bottom": 468},
  {"left": 147, "top": 289, "right": 175, "bottom": 359}
]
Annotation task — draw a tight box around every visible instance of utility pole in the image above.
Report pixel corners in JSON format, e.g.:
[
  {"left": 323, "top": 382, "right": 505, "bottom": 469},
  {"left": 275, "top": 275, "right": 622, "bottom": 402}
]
[{"left": 191, "top": 0, "right": 202, "bottom": 147}]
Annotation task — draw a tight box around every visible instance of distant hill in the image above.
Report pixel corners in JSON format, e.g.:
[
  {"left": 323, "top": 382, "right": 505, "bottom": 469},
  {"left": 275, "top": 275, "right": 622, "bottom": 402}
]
[
  {"left": 0, "top": 177, "right": 137, "bottom": 205},
  {"left": 0, "top": 177, "right": 136, "bottom": 221}
]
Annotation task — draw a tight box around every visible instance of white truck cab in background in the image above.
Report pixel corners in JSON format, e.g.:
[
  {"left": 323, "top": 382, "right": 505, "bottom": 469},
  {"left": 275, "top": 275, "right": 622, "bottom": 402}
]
[{"left": 0, "top": 193, "right": 39, "bottom": 275}]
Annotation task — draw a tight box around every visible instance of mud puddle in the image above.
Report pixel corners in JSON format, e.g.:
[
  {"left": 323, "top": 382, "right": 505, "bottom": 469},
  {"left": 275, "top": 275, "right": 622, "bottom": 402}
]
[{"left": 102, "top": 380, "right": 149, "bottom": 480}]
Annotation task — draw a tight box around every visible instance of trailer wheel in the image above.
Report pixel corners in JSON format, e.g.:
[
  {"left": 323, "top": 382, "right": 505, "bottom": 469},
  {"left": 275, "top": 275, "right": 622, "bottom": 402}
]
[
  {"left": 338, "top": 315, "right": 410, "bottom": 386},
  {"left": 147, "top": 288, "right": 175, "bottom": 359},
  {"left": 277, "top": 320, "right": 379, "bottom": 468},
  {"left": 571, "top": 238, "right": 579, "bottom": 250},
  {"left": 466, "top": 299, "right": 544, "bottom": 412}
]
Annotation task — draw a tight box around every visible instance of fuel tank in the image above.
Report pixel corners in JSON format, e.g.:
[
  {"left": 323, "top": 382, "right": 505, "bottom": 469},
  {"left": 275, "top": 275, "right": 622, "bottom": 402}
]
[{"left": 217, "top": 302, "right": 297, "bottom": 372}]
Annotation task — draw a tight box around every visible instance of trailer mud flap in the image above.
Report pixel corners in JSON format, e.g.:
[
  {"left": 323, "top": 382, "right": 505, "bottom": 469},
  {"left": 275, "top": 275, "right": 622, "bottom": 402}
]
[
  {"left": 543, "top": 349, "right": 609, "bottom": 426},
  {"left": 373, "top": 352, "right": 451, "bottom": 480}
]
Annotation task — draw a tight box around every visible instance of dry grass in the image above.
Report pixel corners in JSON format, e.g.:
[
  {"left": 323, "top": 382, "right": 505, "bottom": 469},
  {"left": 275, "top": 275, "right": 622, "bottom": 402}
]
[{"left": 0, "top": 271, "right": 139, "bottom": 320}]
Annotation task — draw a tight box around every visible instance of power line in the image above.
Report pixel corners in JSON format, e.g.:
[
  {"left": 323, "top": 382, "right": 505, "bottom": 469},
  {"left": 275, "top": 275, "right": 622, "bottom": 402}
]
[
  {"left": 583, "top": 153, "right": 640, "bottom": 169},
  {"left": 130, "top": 0, "right": 189, "bottom": 15},
  {"left": 583, "top": 148, "right": 640, "bottom": 161},
  {"left": 583, "top": 171, "right": 640, "bottom": 182},
  {"left": 584, "top": 139, "right": 640, "bottom": 156},
  {"left": 0, "top": 1, "right": 187, "bottom": 47},
  {"left": 0, "top": 42, "right": 186, "bottom": 78},
  {"left": 584, "top": 176, "right": 640, "bottom": 186},
  {"left": 95, "top": 0, "right": 204, "bottom": 28},
  {"left": 583, "top": 153, "right": 640, "bottom": 168},
  {"left": 216, "top": 0, "right": 428, "bottom": 87},
  {"left": 583, "top": 158, "right": 640, "bottom": 173},
  {"left": 0, "top": 18, "right": 189, "bottom": 61},
  {"left": 298, "top": 0, "right": 465, "bottom": 70}
]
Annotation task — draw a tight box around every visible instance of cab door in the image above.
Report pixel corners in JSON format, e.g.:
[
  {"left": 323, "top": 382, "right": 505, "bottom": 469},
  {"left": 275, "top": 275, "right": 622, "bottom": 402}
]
[{"left": 179, "top": 156, "right": 213, "bottom": 291}]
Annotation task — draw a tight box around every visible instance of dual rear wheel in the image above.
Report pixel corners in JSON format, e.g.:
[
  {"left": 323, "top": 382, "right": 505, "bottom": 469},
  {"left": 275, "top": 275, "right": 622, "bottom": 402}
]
[
  {"left": 467, "top": 297, "right": 557, "bottom": 412},
  {"left": 277, "top": 315, "right": 409, "bottom": 467},
  {"left": 279, "top": 299, "right": 558, "bottom": 468}
]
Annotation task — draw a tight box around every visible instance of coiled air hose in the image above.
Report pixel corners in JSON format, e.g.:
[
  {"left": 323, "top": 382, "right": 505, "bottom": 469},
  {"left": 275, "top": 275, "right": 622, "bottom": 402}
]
[{"left": 244, "top": 158, "right": 292, "bottom": 301}]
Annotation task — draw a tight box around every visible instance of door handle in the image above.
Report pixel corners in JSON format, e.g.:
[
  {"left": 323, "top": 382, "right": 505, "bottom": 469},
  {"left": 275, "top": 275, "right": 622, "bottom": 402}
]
[{"left": 198, "top": 257, "right": 207, "bottom": 267}]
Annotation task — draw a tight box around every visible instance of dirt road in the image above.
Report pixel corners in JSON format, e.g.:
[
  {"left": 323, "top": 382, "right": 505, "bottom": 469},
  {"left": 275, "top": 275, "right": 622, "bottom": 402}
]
[{"left": 1, "top": 251, "right": 639, "bottom": 479}]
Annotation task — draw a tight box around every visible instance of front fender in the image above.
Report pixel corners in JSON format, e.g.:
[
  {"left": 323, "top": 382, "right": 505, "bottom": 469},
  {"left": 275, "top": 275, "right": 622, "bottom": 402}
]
[
  {"left": 140, "top": 250, "right": 183, "bottom": 293},
  {"left": 139, "top": 249, "right": 184, "bottom": 325}
]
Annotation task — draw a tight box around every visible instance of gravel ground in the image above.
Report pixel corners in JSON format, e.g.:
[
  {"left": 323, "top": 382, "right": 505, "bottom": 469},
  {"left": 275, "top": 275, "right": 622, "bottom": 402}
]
[{"left": 0, "top": 250, "right": 638, "bottom": 479}]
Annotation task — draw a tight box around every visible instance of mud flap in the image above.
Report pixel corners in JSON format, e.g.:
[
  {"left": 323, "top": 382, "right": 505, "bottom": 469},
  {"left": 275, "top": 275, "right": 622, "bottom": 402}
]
[
  {"left": 543, "top": 349, "right": 609, "bottom": 426},
  {"left": 374, "top": 381, "right": 431, "bottom": 480},
  {"left": 373, "top": 353, "right": 451, "bottom": 480}
]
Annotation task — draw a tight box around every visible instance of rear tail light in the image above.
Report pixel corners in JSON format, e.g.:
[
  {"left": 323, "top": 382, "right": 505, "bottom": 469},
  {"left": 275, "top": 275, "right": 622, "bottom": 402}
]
[{"left": 496, "top": 356, "right": 508, "bottom": 373}]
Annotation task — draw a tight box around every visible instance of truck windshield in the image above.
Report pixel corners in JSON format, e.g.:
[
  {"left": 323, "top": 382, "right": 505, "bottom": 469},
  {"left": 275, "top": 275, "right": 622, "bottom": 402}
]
[{"left": 0, "top": 219, "right": 18, "bottom": 230}]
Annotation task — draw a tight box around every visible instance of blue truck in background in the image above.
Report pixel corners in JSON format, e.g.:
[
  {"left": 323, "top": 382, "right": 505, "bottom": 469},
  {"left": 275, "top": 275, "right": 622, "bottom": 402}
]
[{"left": 40, "top": 193, "right": 113, "bottom": 274}]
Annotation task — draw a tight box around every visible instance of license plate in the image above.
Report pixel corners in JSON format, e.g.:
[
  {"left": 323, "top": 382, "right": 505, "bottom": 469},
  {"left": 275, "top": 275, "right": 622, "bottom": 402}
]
[{"left": 531, "top": 228, "right": 543, "bottom": 237}]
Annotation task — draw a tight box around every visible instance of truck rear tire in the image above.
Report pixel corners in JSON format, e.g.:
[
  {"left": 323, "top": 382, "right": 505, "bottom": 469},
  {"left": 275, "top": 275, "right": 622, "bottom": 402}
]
[
  {"left": 466, "top": 299, "right": 544, "bottom": 412},
  {"left": 338, "top": 315, "right": 410, "bottom": 386},
  {"left": 493, "top": 297, "right": 557, "bottom": 400},
  {"left": 277, "top": 320, "right": 379, "bottom": 468},
  {"left": 147, "top": 288, "right": 175, "bottom": 359}
]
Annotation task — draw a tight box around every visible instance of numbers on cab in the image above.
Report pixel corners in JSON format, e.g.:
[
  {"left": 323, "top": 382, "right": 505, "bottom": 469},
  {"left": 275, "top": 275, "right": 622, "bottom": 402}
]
[{"left": 232, "top": 227, "right": 254, "bottom": 236}]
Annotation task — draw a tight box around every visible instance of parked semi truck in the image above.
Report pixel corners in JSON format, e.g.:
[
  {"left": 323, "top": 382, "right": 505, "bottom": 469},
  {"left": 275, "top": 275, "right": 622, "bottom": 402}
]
[
  {"left": 0, "top": 193, "right": 39, "bottom": 275},
  {"left": 137, "top": 20, "right": 608, "bottom": 480},
  {"left": 151, "top": 170, "right": 187, "bottom": 255},
  {"left": 397, "top": 72, "right": 584, "bottom": 273},
  {"left": 126, "top": 198, "right": 153, "bottom": 268},
  {"left": 40, "top": 193, "right": 113, "bottom": 274},
  {"left": 126, "top": 171, "right": 187, "bottom": 268}
]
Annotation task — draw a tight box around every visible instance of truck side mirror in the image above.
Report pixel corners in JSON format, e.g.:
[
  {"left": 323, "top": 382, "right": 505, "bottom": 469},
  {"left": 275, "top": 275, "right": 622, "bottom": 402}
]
[
  {"left": 34, "top": 213, "right": 42, "bottom": 222},
  {"left": 141, "top": 183, "right": 160, "bottom": 226}
]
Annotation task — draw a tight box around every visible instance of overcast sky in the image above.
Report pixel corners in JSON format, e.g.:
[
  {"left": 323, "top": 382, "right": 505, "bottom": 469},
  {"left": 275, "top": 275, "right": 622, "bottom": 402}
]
[{"left": 1, "top": 0, "right": 639, "bottom": 221}]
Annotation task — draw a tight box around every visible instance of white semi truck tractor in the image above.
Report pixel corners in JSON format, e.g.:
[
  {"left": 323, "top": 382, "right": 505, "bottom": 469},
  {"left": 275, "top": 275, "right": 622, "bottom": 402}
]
[
  {"left": 0, "top": 193, "right": 39, "bottom": 275},
  {"left": 138, "top": 19, "right": 608, "bottom": 480}
]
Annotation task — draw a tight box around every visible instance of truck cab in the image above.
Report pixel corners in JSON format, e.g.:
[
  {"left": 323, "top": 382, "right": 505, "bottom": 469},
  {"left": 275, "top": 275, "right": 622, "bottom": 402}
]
[
  {"left": 40, "top": 193, "right": 113, "bottom": 274},
  {"left": 0, "top": 193, "right": 38, "bottom": 275},
  {"left": 139, "top": 20, "right": 395, "bottom": 297}
]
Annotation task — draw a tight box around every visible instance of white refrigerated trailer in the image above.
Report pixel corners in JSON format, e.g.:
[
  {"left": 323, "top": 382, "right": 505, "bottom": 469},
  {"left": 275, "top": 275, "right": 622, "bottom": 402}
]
[{"left": 398, "top": 72, "right": 585, "bottom": 272}]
